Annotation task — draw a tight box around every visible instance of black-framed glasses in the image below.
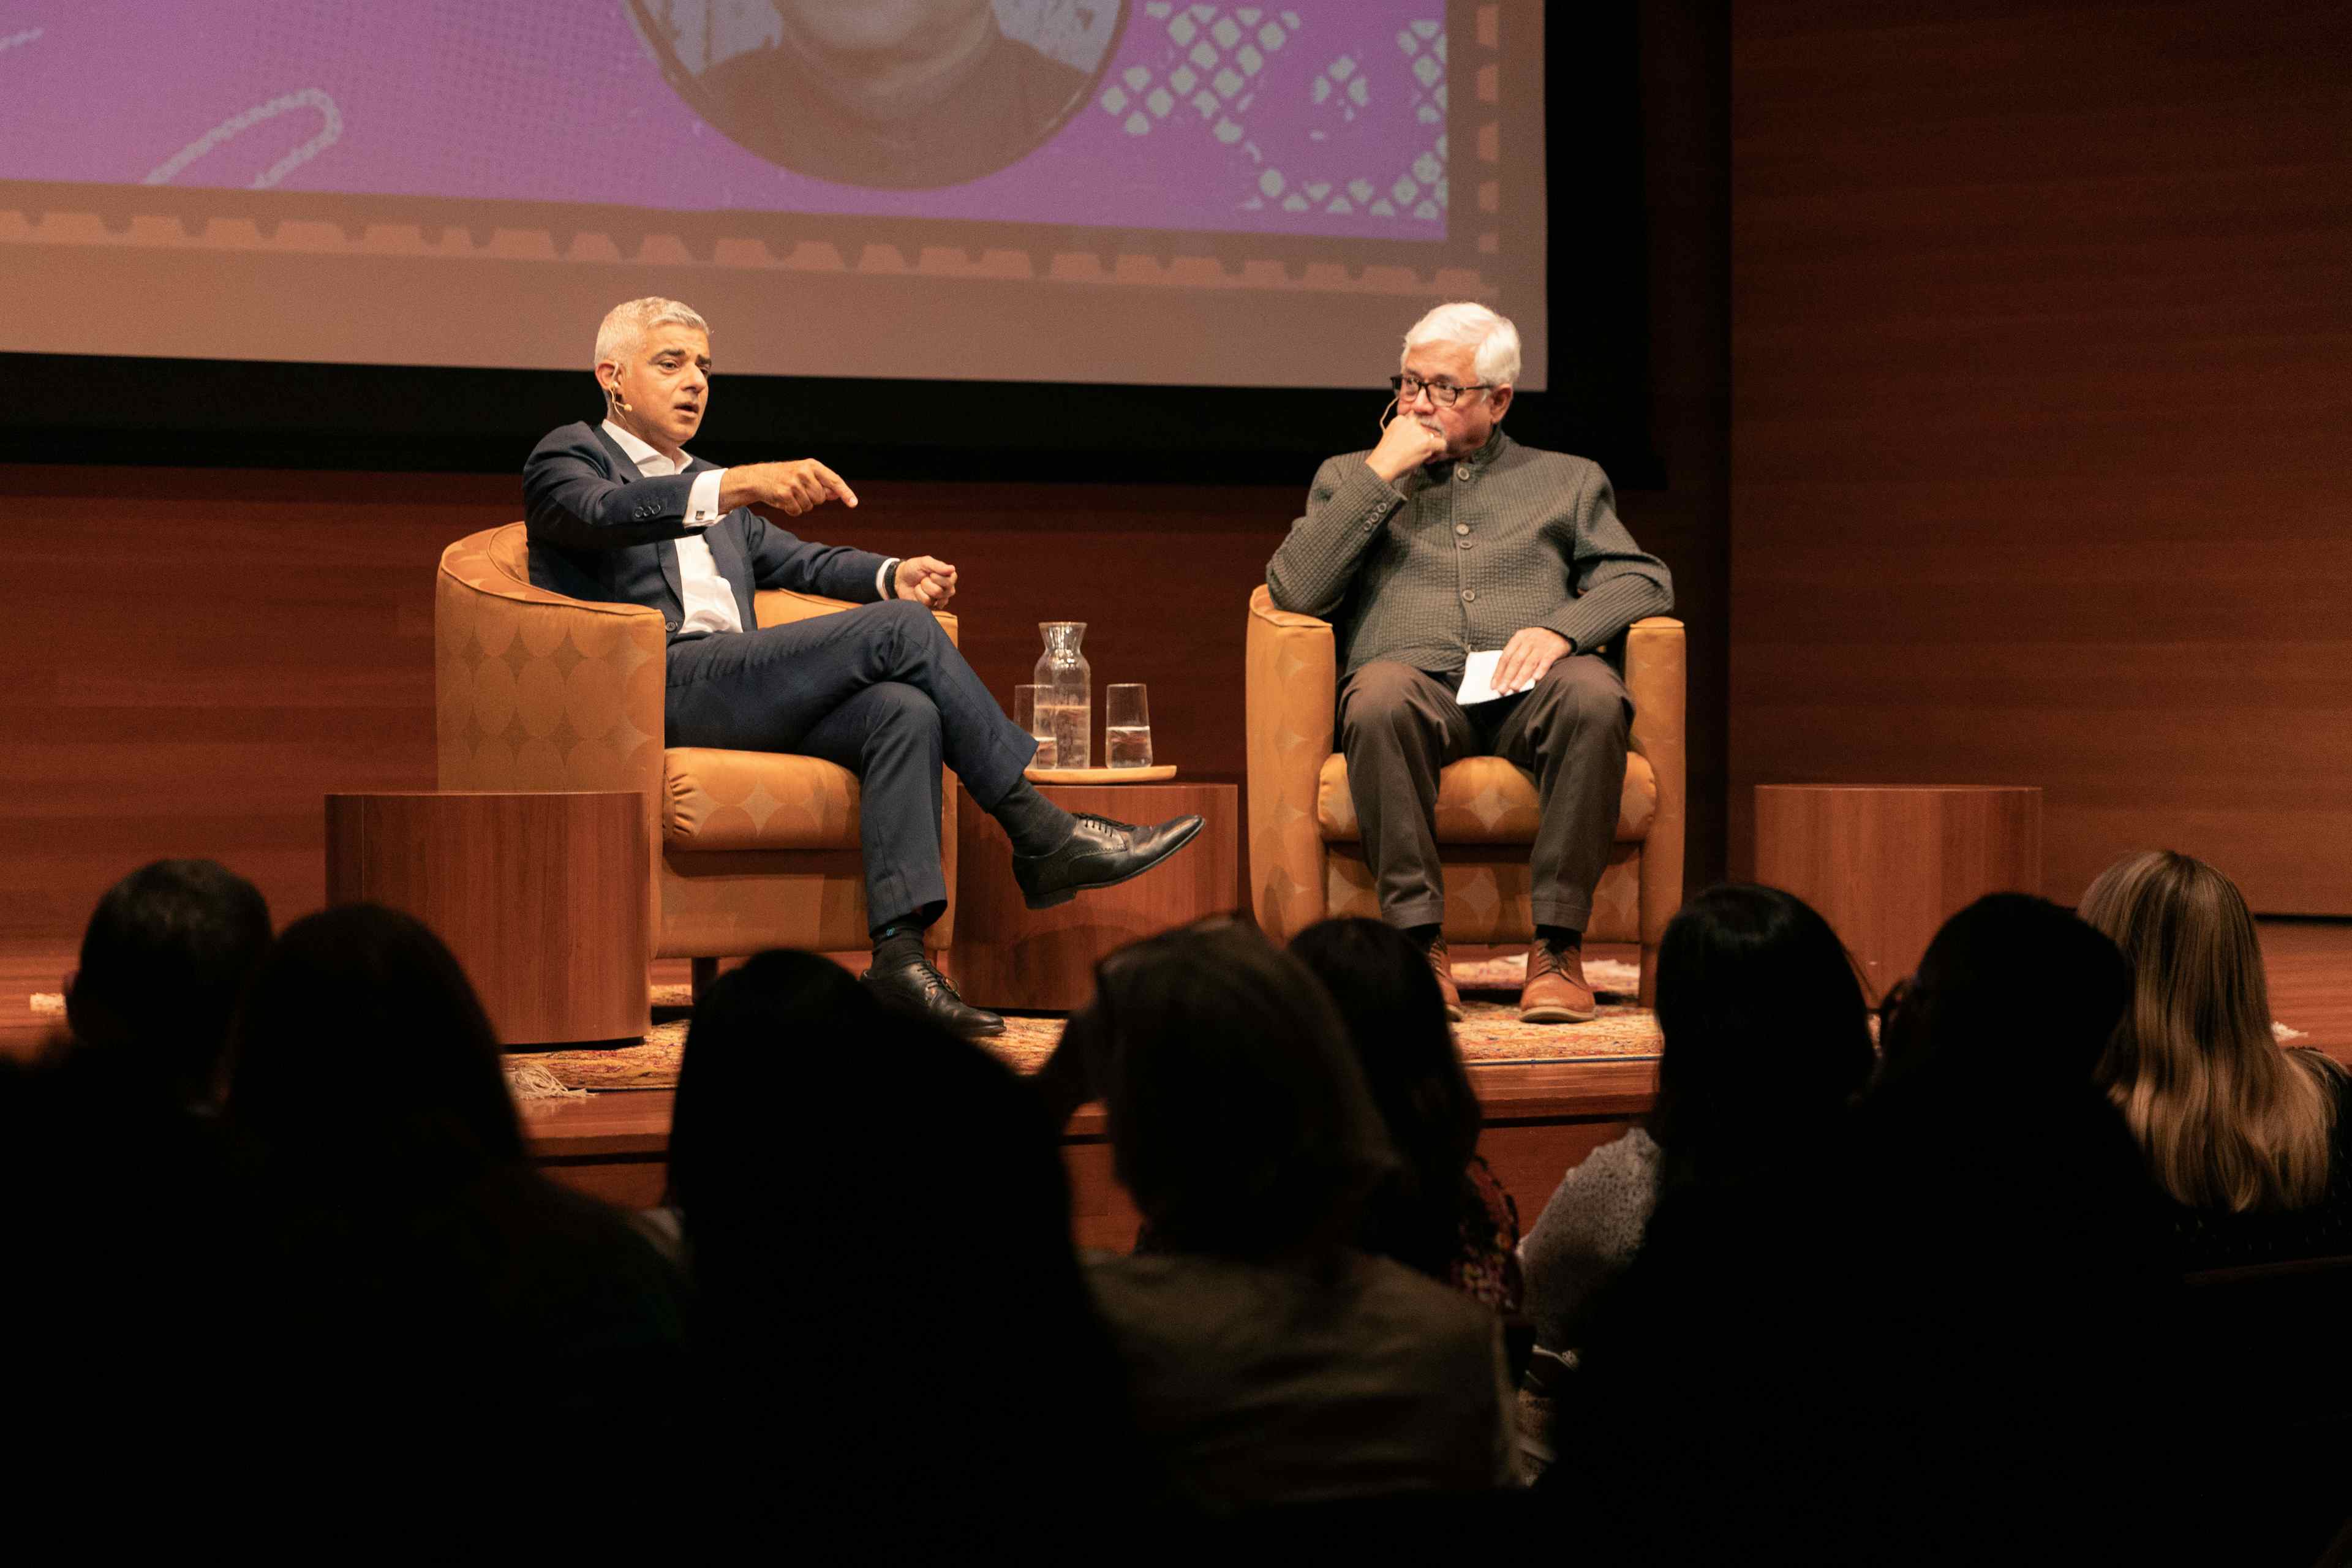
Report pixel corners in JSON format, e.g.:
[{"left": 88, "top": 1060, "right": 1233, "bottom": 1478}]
[{"left": 1390, "top": 373, "right": 1494, "bottom": 407}]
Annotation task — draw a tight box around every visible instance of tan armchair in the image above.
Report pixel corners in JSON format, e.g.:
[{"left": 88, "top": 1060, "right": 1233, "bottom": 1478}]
[
  {"left": 1246, "top": 586, "right": 1684, "bottom": 1004},
  {"left": 435, "top": 524, "right": 958, "bottom": 993}
]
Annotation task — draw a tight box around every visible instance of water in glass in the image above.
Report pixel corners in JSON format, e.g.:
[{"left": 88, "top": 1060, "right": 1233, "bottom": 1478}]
[
  {"left": 1105, "top": 726, "right": 1153, "bottom": 767},
  {"left": 1104, "top": 682, "right": 1150, "bottom": 768}
]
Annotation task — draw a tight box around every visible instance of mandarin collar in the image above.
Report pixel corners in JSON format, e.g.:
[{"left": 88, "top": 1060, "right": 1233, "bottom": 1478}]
[{"left": 1457, "top": 428, "right": 1509, "bottom": 469}]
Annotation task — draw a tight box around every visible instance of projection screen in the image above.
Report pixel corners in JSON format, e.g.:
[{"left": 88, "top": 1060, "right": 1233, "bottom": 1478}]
[{"left": 0, "top": 1, "right": 1548, "bottom": 390}]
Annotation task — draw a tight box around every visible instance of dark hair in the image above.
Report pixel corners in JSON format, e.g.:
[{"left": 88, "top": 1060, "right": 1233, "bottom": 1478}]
[
  {"left": 1648, "top": 884, "right": 1875, "bottom": 1189},
  {"left": 1286, "top": 917, "right": 1481, "bottom": 1274},
  {"left": 667, "top": 949, "right": 873, "bottom": 1222},
  {"left": 226, "top": 903, "right": 522, "bottom": 1186},
  {"left": 223, "top": 906, "right": 690, "bottom": 1459},
  {"left": 669, "top": 950, "right": 1143, "bottom": 1528},
  {"left": 67, "top": 858, "right": 271, "bottom": 1103},
  {"left": 1877, "top": 892, "right": 2130, "bottom": 1099},
  {"left": 1088, "top": 922, "right": 1395, "bottom": 1260}
]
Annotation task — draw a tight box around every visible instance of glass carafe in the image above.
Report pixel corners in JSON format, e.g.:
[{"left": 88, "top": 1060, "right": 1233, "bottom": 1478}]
[{"left": 1032, "top": 622, "right": 1091, "bottom": 769}]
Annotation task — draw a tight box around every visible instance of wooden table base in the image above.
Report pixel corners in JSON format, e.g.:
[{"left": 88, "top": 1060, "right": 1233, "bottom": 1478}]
[
  {"left": 326, "top": 791, "right": 649, "bottom": 1045},
  {"left": 1754, "top": 785, "right": 2041, "bottom": 1001},
  {"left": 952, "top": 782, "right": 1239, "bottom": 1011}
]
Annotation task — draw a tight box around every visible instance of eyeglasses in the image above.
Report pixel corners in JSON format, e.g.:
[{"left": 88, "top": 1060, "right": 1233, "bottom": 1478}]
[{"left": 1389, "top": 373, "right": 1494, "bottom": 407}]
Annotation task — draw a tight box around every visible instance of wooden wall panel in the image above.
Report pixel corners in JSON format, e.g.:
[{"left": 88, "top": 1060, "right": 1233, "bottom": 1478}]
[
  {"left": 1729, "top": 1, "right": 2352, "bottom": 911},
  {"left": 1, "top": 466, "right": 489, "bottom": 954}
]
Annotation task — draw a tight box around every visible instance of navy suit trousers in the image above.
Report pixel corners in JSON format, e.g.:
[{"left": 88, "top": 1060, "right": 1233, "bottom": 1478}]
[{"left": 663, "top": 598, "right": 1036, "bottom": 931}]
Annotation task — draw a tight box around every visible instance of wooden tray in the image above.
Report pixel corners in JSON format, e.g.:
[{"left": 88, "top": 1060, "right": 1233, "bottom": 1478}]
[{"left": 1024, "top": 764, "right": 1178, "bottom": 784}]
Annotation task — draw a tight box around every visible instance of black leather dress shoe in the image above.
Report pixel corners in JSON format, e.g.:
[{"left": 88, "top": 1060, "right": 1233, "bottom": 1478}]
[
  {"left": 1011, "top": 812, "right": 1206, "bottom": 910},
  {"left": 860, "top": 954, "right": 1005, "bottom": 1039}
]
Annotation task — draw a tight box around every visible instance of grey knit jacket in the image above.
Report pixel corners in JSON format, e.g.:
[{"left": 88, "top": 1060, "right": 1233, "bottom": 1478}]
[
  {"left": 1265, "top": 431, "right": 1674, "bottom": 678},
  {"left": 1520, "top": 1128, "right": 1663, "bottom": 1354}
]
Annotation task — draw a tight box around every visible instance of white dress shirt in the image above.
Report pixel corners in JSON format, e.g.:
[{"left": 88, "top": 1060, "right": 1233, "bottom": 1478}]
[
  {"left": 603, "top": 419, "right": 739, "bottom": 636},
  {"left": 601, "top": 420, "right": 899, "bottom": 635}
]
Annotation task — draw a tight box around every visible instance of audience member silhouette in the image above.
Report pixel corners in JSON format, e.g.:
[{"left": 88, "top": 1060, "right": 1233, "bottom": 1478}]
[
  {"left": 668, "top": 949, "right": 1147, "bottom": 1540},
  {"left": 225, "top": 903, "right": 687, "bottom": 1458},
  {"left": 5, "top": 859, "right": 274, "bottom": 1466},
  {"left": 1545, "top": 894, "right": 2179, "bottom": 1563},
  {"left": 2083, "top": 852, "right": 2352, "bottom": 1559},
  {"left": 1, "top": 1041, "right": 263, "bottom": 1467},
  {"left": 1513, "top": 884, "right": 1873, "bottom": 1475},
  {"left": 1068, "top": 922, "right": 1515, "bottom": 1512},
  {"left": 2081, "top": 849, "right": 2352, "bottom": 1265},
  {"left": 63, "top": 856, "right": 271, "bottom": 1109},
  {"left": 1286, "top": 917, "right": 1522, "bottom": 1308}
]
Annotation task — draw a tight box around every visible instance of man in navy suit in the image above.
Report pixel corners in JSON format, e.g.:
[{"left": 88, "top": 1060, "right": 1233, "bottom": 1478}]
[{"left": 524, "top": 297, "right": 1200, "bottom": 1038}]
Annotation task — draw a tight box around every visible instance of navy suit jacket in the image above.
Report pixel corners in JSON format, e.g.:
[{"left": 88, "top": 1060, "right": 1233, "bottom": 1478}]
[{"left": 522, "top": 421, "right": 889, "bottom": 639}]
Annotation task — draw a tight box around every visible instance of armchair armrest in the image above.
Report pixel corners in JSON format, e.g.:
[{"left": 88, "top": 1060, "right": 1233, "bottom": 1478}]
[
  {"left": 1624, "top": 616, "right": 1686, "bottom": 952},
  {"left": 1246, "top": 584, "right": 1337, "bottom": 941},
  {"left": 755, "top": 588, "right": 959, "bottom": 647},
  {"left": 435, "top": 526, "right": 667, "bottom": 800}
]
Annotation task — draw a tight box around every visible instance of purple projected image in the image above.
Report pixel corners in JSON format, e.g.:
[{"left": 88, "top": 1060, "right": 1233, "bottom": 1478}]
[{"left": 1, "top": 1, "right": 1450, "bottom": 241}]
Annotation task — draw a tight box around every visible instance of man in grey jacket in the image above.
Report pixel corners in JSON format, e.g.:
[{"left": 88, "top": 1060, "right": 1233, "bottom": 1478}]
[{"left": 1265, "top": 303, "right": 1673, "bottom": 1022}]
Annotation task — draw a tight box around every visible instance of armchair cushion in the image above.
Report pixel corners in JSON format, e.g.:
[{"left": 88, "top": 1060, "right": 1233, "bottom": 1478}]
[
  {"left": 1315, "top": 753, "right": 1657, "bottom": 845},
  {"left": 664, "top": 747, "right": 862, "bottom": 851}
]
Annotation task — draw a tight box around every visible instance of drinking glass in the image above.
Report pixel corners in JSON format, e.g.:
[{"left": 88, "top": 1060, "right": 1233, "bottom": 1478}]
[
  {"left": 1014, "top": 684, "right": 1058, "bottom": 767},
  {"left": 1104, "top": 684, "right": 1152, "bottom": 768}
]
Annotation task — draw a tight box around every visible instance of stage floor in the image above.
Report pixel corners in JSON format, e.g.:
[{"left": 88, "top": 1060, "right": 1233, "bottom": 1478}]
[{"left": 8, "top": 923, "right": 2350, "bottom": 1251}]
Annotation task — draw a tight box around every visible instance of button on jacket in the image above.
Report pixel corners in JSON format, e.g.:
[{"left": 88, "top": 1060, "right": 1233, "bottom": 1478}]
[{"left": 1265, "top": 431, "right": 1673, "bottom": 677}]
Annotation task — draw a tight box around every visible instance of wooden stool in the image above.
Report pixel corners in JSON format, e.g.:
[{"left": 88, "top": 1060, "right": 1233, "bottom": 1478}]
[
  {"left": 1753, "top": 785, "right": 2041, "bottom": 1000},
  {"left": 952, "top": 778, "right": 1239, "bottom": 1011},
  {"left": 325, "top": 791, "right": 649, "bottom": 1045}
]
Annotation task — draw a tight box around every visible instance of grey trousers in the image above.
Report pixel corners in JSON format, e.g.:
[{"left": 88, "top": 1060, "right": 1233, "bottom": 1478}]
[{"left": 1336, "top": 656, "right": 1631, "bottom": 933}]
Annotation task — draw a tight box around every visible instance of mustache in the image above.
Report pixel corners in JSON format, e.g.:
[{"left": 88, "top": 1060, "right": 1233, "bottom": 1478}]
[{"left": 1378, "top": 402, "right": 1448, "bottom": 435}]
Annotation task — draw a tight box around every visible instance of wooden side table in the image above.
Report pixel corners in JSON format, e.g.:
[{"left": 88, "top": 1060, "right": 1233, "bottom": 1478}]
[
  {"left": 952, "top": 779, "right": 1240, "bottom": 1011},
  {"left": 1754, "top": 785, "right": 2041, "bottom": 1000},
  {"left": 325, "top": 791, "right": 649, "bottom": 1045}
]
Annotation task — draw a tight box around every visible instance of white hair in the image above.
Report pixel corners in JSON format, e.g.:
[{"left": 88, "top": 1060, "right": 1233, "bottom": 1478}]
[
  {"left": 594, "top": 296, "right": 710, "bottom": 369},
  {"left": 1400, "top": 301, "right": 1521, "bottom": 388}
]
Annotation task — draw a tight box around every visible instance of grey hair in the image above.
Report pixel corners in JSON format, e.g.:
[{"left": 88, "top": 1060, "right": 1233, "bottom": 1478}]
[
  {"left": 594, "top": 296, "right": 710, "bottom": 369},
  {"left": 1400, "top": 301, "right": 1521, "bottom": 388}
]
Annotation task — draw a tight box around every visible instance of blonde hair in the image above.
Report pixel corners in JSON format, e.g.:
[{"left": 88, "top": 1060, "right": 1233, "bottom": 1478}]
[{"left": 2080, "top": 850, "right": 2342, "bottom": 1212}]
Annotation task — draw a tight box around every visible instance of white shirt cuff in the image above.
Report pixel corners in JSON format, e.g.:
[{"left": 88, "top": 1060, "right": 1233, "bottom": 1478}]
[
  {"left": 685, "top": 467, "right": 726, "bottom": 530},
  {"left": 876, "top": 557, "right": 899, "bottom": 600}
]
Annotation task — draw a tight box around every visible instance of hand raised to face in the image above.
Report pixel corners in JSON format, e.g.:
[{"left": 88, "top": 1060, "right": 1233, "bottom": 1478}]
[{"left": 1366, "top": 411, "right": 1449, "bottom": 484}]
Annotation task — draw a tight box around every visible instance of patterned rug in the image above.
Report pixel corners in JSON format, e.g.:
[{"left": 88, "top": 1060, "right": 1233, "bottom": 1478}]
[{"left": 504, "top": 956, "right": 1658, "bottom": 1096}]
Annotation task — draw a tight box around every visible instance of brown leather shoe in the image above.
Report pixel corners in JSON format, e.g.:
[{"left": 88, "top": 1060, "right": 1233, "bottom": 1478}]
[
  {"left": 1423, "top": 934, "right": 1464, "bottom": 1022},
  {"left": 1520, "top": 938, "right": 1597, "bottom": 1023}
]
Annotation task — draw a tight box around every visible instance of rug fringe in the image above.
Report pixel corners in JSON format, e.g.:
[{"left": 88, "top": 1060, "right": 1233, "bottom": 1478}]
[{"left": 504, "top": 1058, "right": 592, "bottom": 1105}]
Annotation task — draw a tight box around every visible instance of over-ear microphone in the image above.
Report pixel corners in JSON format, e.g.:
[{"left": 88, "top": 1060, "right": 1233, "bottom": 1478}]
[{"left": 606, "top": 379, "right": 633, "bottom": 413}]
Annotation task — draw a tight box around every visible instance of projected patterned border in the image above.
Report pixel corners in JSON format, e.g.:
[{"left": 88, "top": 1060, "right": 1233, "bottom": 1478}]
[{"left": 0, "top": 5, "right": 1518, "bottom": 305}]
